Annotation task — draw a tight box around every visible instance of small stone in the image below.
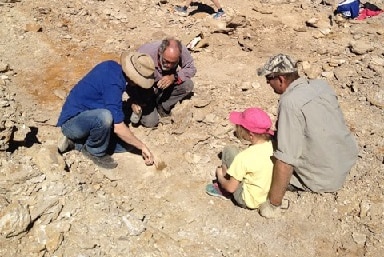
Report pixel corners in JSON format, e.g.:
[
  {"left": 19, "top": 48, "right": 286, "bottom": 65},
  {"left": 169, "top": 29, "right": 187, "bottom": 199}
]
[
  {"left": 240, "top": 81, "right": 252, "bottom": 91},
  {"left": 352, "top": 232, "right": 367, "bottom": 245},
  {"left": 321, "top": 71, "right": 334, "bottom": 79},
  {"left": 359, "top": 200, "right": 371, "bottom": 217},
  {"left": 25, "top": 23, "right": 42, "bottom": 32},
  {"left": 53, "top": 89, "right": 67, "bottom": 100},
  {"left": 349, "top": 41, "right": 374, "bottom": 55},
  {"left": 0, "top": 62, "right": 9, "bottom": 72}
]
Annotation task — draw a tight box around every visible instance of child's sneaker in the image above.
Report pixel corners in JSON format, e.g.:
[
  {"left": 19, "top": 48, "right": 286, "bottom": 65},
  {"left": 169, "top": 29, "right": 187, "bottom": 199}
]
[
  {"left": 206, "top": 182, "right": 231, "bottom": 200},
  {"left": 174, "top": 6, "right": 188, "bottom": 16},
  {"left": 212, "top": 11, "right": 225, "bottom": 19}
]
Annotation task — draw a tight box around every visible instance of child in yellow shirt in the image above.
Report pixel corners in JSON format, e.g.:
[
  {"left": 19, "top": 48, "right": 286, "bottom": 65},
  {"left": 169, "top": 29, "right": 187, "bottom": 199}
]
[{"left": 206, "top": 108, "right": 275, "bottom": 209}]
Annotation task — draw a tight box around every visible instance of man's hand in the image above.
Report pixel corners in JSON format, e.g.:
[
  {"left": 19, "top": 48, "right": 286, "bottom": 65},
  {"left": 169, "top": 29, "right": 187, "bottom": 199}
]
[
  {"left": 259, "top": 199, "right": 289, "bottom": 219},
  {"left": 141, "top": 144, "right": 154, "bottom": 166},
  {"left": 157, "top": 75, "right": 175, "bottom": 89},
  {"left": 259, "top": 199, "right": 282, "bottom": 219}
]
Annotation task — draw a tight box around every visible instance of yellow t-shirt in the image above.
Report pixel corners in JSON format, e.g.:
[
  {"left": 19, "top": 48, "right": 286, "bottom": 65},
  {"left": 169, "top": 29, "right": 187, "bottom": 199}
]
[{"left": 227, "top": 142, "right": 274, "bottom": 209}]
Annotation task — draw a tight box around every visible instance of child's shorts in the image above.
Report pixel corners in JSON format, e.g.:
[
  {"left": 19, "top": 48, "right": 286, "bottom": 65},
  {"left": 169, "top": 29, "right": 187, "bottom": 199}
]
[{"left": 233, "top": 182, "right": 248, "bottom": 209}]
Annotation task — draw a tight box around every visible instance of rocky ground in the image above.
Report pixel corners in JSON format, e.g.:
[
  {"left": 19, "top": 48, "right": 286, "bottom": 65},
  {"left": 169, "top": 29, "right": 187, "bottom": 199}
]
[{"left": 0, "top": 0, "right": 383, "bottom": 256}]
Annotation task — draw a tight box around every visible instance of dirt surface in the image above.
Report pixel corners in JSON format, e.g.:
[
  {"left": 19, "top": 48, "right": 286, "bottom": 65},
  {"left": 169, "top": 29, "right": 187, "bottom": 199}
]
[{"left": 0, "top": 0, "right": 383, "bottom": 256}]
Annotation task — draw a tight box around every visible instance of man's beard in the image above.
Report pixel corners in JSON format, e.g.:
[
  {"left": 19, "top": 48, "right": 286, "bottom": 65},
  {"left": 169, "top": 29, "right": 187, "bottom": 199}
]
[
  {"left": 160, "top": 55, "right": 177, "bottom": 71},
  {"left": 161, "top": 65, "right": 171, "bottom": 71}
]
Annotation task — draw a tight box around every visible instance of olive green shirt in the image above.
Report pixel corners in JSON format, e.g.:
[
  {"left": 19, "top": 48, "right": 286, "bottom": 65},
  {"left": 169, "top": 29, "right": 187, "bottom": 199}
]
[{"left": 274, "top": 77, "right": 358, "bottom": 192}]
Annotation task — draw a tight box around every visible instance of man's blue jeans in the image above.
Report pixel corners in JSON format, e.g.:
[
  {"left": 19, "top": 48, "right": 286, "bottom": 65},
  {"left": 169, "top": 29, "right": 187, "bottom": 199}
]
[{"left": 61, "top": 109, "right": 131, "bottom": 156}]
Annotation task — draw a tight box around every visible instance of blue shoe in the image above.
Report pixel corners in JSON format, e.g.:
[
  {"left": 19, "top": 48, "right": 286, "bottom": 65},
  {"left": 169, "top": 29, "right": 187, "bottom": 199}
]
[
  {"left": 174, "top": 6, "right": 188, "bottom": 16},
  {"left": 212, "top": 11, "right": 225, "bottom": 19},
  {"left": 206, "top": 183, "right": 231, "bottom": 200}
]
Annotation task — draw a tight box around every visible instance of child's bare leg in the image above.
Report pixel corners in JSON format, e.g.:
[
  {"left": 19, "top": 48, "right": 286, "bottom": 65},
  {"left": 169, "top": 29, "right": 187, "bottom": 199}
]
[{"left": 211, "top": 0, "right": 222, "bottom": 10}]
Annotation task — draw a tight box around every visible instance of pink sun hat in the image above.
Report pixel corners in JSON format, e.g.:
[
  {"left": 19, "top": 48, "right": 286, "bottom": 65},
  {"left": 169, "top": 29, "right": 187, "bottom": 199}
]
[{"left": 229, "top": 107, "right": 274, "bottom": 136}]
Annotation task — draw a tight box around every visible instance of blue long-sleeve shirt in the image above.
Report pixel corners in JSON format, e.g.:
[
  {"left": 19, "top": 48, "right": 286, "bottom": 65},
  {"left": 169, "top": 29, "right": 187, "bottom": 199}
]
[{"left": 57, "top": 61, "right": 127, "bottom": 126}]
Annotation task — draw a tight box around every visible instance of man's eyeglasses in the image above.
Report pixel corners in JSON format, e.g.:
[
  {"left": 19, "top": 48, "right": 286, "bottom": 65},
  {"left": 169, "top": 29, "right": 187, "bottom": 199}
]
[
  {"left": 160, "top": 55, "right": 178, "bottom": 68},
  {"left": 266, "top": 74, "right": 278, "bottom": 81}
]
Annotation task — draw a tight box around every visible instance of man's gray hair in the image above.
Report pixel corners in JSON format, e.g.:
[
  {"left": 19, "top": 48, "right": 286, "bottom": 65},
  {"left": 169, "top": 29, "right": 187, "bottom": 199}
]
[{"left": 159, "top": 37, "right": 182, "bottom": 55}]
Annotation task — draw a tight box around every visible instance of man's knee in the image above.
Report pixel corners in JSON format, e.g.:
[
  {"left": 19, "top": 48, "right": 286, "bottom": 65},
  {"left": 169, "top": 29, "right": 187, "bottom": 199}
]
[
  {"left": 180, "top": 79, "right": 194, "bottom": 93},
  {"left": 97, "top": 109, "right": 113, "bottom": 128},
  {"left": 140, "top": 114, "right": 159, "bottom": 128}
]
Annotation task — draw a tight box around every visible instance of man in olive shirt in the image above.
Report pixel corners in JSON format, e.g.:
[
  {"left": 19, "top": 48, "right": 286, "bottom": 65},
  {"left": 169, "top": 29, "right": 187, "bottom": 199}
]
[{"left": 257, "top": 54, "right": 359, "bottom": 218}]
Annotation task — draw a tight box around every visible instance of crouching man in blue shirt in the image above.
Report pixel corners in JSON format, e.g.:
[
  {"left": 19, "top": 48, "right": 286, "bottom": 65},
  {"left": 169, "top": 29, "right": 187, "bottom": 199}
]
[{"left": 56, "top": 52, "right": 156, "bottom": 169}]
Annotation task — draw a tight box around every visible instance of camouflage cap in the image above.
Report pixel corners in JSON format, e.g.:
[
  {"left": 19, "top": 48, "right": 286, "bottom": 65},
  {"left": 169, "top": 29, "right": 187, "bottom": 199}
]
[{"left": 257, "top": 54, "right": 297, "bottom": 76}]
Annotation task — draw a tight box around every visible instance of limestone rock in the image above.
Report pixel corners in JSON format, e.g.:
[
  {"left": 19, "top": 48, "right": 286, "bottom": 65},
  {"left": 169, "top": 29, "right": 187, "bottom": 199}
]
[
  {"left": 349, "top": 41, "right": 374, "bottom": 55},
  {"left": 0, "top": 201, "right": 31, "bottom": 238}
]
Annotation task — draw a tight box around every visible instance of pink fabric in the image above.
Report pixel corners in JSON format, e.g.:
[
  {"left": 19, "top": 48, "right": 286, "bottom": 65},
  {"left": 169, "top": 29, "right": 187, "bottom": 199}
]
[
  {"left": 229, "top": 107, "right": 274, "bottom": 136},
  {"left": 357, "top": 8, "right": 383, "bottom": 20}
]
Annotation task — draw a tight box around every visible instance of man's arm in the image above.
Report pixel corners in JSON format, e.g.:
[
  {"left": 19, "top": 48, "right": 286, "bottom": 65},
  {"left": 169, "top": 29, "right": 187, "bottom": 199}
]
[
  {"left": 268, "top": 159, "right": 294, "bottom": 206},
  {"left": 270, "top": 101, "right": 303, "bottom": 205},
  {"left": 114, "top": 122, "right": 154, "bottom": 165},
  {"left": 177, "top": 45, "right": 197, "bottom": 81}
]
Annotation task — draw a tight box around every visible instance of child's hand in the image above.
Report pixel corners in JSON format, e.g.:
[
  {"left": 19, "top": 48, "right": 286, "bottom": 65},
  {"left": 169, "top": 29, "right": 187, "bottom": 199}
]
[{"left": 216, "top": 167, "right": 223, "bottom": 177}]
